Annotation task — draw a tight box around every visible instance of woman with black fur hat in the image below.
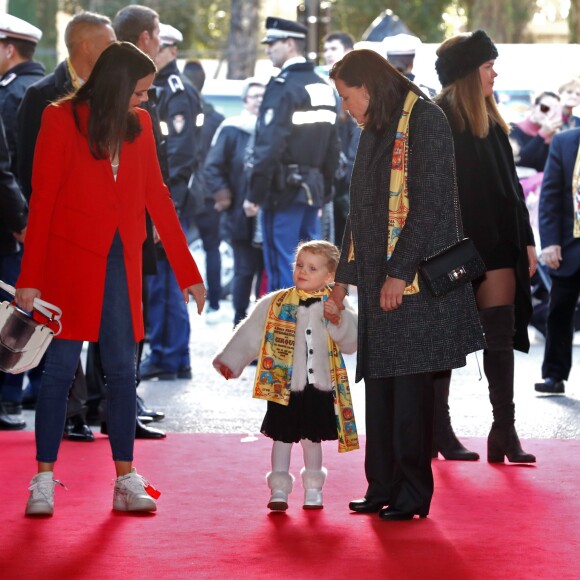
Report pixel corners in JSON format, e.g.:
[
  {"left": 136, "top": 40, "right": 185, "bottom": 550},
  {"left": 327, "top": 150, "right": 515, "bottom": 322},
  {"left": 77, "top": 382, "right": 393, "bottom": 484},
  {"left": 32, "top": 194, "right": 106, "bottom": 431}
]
[{"left": 434, "top": 30, "right": 538, "bottom": 464}]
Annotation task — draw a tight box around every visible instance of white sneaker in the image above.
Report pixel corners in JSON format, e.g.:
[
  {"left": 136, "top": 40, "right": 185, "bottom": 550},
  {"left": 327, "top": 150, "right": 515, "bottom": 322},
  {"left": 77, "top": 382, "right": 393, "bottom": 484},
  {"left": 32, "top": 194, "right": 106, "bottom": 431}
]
[
  {"left": 25, "top": 472, "right": 65, "bottom": 516},
  {"left": 113, "top": 468, "right": 158, "bottom": 512}
]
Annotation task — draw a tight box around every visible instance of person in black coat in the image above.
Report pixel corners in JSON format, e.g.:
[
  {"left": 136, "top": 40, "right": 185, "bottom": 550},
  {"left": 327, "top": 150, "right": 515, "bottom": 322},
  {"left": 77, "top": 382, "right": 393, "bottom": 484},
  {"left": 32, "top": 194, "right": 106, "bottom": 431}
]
[
  {"left": 328, "top": 49, "right": 484, "bottom": 521},
  {"left": 534, "top": 128, "right": 580, "bottom": 394},
  {"left": 435, "top": 30, "right": 537, "bottom": 464},
  {"left": 204, "top": 79, "right": 266, "bottom": 326},
  {"left": 0, "top": 114, "right": 27, "bottom": 430}
]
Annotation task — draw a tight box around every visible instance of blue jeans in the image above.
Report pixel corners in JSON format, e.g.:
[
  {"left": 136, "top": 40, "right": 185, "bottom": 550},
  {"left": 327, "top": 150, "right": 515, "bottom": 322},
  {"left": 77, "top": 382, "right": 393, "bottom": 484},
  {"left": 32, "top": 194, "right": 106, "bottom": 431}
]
[
  {"left": 262, "top": 202, "right": 321, "bottom": 292},
  {"left": 35, "top": 232, "right": 137, "bottom": 462}
]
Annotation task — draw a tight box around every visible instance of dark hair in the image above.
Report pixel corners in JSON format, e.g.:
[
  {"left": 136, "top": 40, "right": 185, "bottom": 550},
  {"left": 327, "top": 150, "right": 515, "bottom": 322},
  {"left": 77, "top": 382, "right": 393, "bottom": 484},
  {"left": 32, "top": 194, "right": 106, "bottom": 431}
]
[
  {"left": 60, "top": 42, "right": 156, "bottom": 160},
  {"left": 534, "top": 91, "right": 559, "bottom": 105},
  {"left": 183, "top": 59, "right": 205, "bottom": 92},
  {"left": 329, "top": 49, "right": 412, "bottom": 133},
  {"left": 0, "top": 38, "right": 36, "bottom": 60},
  {"left": 113, "top": 5, "right": 158, "bottom": 44},
  {"left": 323, "top": 31, "right": 354, "bottom": 51}
]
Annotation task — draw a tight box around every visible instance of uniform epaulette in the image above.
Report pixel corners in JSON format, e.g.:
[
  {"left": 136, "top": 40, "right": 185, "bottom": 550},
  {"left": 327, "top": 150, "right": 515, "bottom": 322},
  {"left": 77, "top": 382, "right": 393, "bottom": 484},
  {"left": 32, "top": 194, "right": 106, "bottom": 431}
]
[
  {"left": 168, "top": 74, "right": 185, "bottom": 93},
  {"left": 0, "top": 73, "right": 16, "bottom": 87},
  {"left": 274, "top": 77, "right": 286, "bottom": 84}
]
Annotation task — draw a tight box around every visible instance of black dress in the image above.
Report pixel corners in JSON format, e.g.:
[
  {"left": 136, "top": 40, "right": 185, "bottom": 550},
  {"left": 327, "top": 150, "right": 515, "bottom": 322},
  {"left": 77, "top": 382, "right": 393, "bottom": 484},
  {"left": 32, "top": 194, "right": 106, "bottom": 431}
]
[{"left": 260, "top": 298, "right": 337, "bottom": 444}]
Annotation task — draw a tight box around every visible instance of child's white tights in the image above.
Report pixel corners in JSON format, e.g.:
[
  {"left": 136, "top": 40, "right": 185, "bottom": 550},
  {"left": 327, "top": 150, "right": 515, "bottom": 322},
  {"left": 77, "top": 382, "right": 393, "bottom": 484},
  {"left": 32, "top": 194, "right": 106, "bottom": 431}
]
[{"left": 271, "top": 438, "right": 322, "bottom": 471}]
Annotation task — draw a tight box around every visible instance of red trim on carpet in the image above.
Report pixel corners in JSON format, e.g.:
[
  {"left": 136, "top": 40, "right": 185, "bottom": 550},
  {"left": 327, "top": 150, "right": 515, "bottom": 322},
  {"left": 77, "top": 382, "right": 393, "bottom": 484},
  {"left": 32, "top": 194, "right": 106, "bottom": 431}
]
[{"left": 1, "top": 433, "right": 578, "bottom": 579}]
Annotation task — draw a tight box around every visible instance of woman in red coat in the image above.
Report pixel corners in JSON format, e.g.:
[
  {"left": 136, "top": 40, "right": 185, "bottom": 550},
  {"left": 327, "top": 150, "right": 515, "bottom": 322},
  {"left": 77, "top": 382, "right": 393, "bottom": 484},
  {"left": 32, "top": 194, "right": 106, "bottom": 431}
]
[{"left": 15, "top": 42, "right": 206, "bottom": 516}]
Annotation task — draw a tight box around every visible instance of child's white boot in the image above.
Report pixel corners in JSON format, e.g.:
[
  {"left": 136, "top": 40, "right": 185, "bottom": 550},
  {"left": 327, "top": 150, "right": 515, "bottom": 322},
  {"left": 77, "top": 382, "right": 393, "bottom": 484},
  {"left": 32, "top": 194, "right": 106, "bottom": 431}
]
[
  {"left": 301, "top": 467, "right": 327, "bottom": 510},
  {"left": 266, "top": 471, "right": 294, "bottom": 511}
]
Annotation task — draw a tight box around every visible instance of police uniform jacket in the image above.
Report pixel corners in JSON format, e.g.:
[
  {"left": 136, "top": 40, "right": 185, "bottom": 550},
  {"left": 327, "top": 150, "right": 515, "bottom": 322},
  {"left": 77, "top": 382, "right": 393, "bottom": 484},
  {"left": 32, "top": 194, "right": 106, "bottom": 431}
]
[
  {"left": 0, "top": 60, "right": 45, "bottom": 174},
  {"left": 153, "top": 60, "right": 201, "bottom": 216},
  {"left": 16, "top": 102, "right": 202, "bottom": 341},
  {"left": 0, "top": 115, "right": 27, "bottom": 256},
  {"left": 249, "top": 61, "right": 339, "bottom": 211},
  {"left": 16, "top": 60, "right": 73, "bottom": 199}
]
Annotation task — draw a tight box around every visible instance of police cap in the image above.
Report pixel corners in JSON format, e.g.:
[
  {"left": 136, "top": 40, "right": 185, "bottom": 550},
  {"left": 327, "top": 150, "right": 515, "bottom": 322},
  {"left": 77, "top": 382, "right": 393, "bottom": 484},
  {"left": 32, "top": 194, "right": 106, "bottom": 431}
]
[
  {"left": 383, "top": 33, "right": 422, "bottom": 57},
  {"left": 261, "top": 17, "right": 307, "bottom": 45},
  {"left": 159, "top": 23, "right": 183, "bottom": 46},
  {"left": 0, "top": 13, "right": 42, "bottom": 44}
]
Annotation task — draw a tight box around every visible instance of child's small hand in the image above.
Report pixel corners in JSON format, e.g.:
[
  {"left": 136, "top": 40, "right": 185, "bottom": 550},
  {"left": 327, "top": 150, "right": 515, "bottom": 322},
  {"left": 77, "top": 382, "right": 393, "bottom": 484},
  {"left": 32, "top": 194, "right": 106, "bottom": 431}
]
[
  {"left": 213, "top": 360, "right": 233, "bottom": 380},
  {"left": 324, "top": 298, "right": 341, "bottom": 325}
]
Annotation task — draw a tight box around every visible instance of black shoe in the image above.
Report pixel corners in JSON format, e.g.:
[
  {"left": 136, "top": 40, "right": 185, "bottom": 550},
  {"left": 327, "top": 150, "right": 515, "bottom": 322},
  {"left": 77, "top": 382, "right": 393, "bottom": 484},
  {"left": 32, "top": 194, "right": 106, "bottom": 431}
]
[
  {"left": 63, "top": 415, "right": 95, "bottom": 442},
  {"left": 136, "top": 396, "right": 165, "bottom": 421},
  {"left": 177, "top": 366, "right": 192, "bottom": 380},
  {"left": 2, "top": 401, "right": 23, "bottom": 415},
  {"left": 139, "top": 358, "right": 177, "bottom": 381},
  {"left": 378, "top": 507, "right": 428, "bottom": 521},
  {"left": 349, "top": 497, "right": 388, "bottom": 513},
  {"left": 0, "top": 410, "right": 26, "bottom": 430},
  {"left": 135, "top": 418, "right": 166, "bottom": 439},
  {"left": 534, "top": 377, "right": 565, "bottom": 394}
]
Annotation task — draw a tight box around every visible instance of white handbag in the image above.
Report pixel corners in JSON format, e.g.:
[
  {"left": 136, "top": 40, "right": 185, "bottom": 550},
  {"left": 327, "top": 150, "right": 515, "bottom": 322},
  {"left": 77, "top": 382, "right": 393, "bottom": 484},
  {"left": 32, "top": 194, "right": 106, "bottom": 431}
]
[{"left": 0, "top": 280, "right": 62, "bottom": 374}]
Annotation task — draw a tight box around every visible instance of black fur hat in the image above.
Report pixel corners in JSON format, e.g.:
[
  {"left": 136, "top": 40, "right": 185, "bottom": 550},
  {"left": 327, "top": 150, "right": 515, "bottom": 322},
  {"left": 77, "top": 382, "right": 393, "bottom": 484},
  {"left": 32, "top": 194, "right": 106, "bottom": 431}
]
[{"left": 435, "top": 30, "right": 498, "bottom": 87}]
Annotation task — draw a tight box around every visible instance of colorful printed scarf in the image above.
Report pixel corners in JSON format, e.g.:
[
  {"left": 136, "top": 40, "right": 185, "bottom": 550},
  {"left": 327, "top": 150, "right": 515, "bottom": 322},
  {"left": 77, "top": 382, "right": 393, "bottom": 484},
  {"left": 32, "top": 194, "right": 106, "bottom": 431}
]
[
  {"left": 349, "top": 90, "right": 421, "bottom": 296},
  {"left": 252, "top": 287, "right": 359, "bottom": 453},
  {"left": 573, "top": 142, "right": 580, "bottom": 238}
]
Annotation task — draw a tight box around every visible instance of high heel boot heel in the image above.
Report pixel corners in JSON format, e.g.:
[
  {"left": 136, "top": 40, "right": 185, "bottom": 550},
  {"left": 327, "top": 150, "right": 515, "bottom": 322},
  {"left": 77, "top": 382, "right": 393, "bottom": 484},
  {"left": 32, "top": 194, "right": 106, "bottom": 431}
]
[{"left": 487, "top": 424, "right": 536, "bottom": 463}]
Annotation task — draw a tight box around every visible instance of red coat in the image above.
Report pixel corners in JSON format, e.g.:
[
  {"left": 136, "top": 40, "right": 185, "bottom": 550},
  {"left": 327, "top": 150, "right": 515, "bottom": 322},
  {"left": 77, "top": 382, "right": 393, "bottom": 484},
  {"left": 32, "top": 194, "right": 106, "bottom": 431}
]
[{"left": 17, "top": 101, "right": 202, "bottom": 341}]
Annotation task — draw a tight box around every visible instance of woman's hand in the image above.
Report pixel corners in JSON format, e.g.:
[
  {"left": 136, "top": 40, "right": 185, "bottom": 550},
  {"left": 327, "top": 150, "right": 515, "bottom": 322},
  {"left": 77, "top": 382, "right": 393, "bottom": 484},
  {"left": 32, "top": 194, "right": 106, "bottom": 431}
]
[
  {"left": 527, "top": 245, "right": 538, "bottom": 277},
  {"left": 380, "top": 277, "right": 406, "bottom": 311},
  {"left": 213, "top": 359, "right": 233, "bottom": 380},
  {"left": 15, "top": 287, "right": 41, "bottom": 312},
  {"left": 183, "top": 282, "right": 206, "bottom": 315},
  {"left": 324, "top": 297, "right": 342, "bottom": 325}
]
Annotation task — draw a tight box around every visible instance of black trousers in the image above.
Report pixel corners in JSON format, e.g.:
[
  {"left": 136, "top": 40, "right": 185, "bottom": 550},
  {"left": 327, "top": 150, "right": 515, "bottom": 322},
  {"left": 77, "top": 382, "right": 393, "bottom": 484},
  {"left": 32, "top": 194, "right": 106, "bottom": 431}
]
[
  {"left": 542, "top": 270, "right": 580, "bottom": 381},
  {"left": 364, "top": 372, "right": 435, "bottom": 514}
]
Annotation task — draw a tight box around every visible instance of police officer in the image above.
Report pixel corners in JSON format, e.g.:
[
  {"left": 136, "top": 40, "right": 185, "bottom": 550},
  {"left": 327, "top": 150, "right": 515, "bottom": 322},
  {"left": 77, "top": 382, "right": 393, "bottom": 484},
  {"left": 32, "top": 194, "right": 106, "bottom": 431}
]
[
  {"left": 0, "top": 14, "right": 44, "bottom": 175},
  {"left": 384, "top": 33, "right": 436, "bottom": 98},
  {"left": 0, "top": 15, "right": 43, "bottom": 426},
  {"left": 246, "top": 17, "right": 339, "bottom": 291},
  {"left": 139, "top": 23, "right": 201, "bottom": 381}
]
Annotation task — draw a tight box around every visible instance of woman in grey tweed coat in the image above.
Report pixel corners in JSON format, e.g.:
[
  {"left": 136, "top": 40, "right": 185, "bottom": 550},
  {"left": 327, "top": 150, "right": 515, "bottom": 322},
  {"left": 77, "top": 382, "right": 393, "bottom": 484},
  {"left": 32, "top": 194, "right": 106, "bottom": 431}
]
[{"left": 328, "top": 49, "right": 485, "bottom": 521}]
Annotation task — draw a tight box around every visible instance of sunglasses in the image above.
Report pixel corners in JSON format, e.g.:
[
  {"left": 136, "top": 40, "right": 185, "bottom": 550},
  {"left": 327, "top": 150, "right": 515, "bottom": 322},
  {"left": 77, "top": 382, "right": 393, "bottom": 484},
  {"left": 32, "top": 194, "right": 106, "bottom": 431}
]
[{"left": 539, "top": 104, "right": 551, "bottom": 113}]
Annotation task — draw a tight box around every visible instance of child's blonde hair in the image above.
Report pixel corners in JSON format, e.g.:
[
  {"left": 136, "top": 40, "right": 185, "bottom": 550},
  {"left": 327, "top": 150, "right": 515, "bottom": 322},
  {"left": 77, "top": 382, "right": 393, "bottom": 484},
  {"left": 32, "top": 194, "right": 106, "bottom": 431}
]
[{"left": 295, "top": 240, "right": 340, "bottom": 273}]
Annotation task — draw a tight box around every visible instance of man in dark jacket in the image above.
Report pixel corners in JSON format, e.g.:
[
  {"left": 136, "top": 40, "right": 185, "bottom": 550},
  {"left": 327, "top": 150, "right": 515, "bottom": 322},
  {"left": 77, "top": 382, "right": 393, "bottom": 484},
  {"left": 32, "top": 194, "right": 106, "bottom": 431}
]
[
  {"left": 0, "top": 14, "right": 43, "bottom": 421},
  {"left": 0, "top": 114, "right": 27, "bottom": 430},
  {"left": 246, "top": 17, "right": 339, "bottom": 292},
  {"left": 534, "top": 128, "right": 580, "bottom": 394},
  {"left": 137, "top": 23, "right": 201, "bottom": 380}
]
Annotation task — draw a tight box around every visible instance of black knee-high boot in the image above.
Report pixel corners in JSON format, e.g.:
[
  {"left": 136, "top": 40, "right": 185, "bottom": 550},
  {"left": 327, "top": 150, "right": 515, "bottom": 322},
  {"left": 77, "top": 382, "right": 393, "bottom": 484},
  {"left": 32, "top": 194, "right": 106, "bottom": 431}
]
[
  {"left": 481, "top": 306, "right": 536, "bottom": 463},
  {"left": 431, "top": 370, "right": 479, "bottom": 460}
]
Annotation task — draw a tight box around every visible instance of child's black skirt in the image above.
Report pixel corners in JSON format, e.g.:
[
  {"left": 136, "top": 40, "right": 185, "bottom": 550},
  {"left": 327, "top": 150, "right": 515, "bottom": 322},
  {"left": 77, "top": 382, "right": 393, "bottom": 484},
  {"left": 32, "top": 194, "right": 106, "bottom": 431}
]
[{"left": 261, "top": 383, "right": 337, "bottom": 443}]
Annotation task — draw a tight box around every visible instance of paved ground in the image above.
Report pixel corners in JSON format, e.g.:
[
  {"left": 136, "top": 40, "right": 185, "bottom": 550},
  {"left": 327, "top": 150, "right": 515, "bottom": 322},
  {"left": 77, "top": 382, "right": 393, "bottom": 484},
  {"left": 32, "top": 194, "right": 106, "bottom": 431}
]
[{"left": 18, "top": 296, "right": 580, "bottom": 440}]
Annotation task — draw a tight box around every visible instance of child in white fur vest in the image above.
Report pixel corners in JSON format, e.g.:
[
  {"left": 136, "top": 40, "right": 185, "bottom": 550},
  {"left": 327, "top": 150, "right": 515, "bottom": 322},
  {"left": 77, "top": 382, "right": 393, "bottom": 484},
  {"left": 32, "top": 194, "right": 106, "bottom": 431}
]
[{"left": 213, "top": 240, "right": 358, "bottom": 511}]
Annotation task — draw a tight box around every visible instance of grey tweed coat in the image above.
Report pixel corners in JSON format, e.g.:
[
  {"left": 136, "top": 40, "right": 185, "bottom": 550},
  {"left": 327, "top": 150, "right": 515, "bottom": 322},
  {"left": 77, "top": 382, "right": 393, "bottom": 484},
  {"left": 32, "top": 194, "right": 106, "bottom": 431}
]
[{"left": 336, "top": 97, "right": 485, "bottom": 382}]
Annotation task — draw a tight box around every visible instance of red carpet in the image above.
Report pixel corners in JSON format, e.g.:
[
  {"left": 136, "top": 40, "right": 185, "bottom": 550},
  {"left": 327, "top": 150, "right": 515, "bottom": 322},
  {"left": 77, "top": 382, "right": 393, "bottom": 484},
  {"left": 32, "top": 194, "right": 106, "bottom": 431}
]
[{"left": 1, "top": 432, "right": 579, "bottom": 579}]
